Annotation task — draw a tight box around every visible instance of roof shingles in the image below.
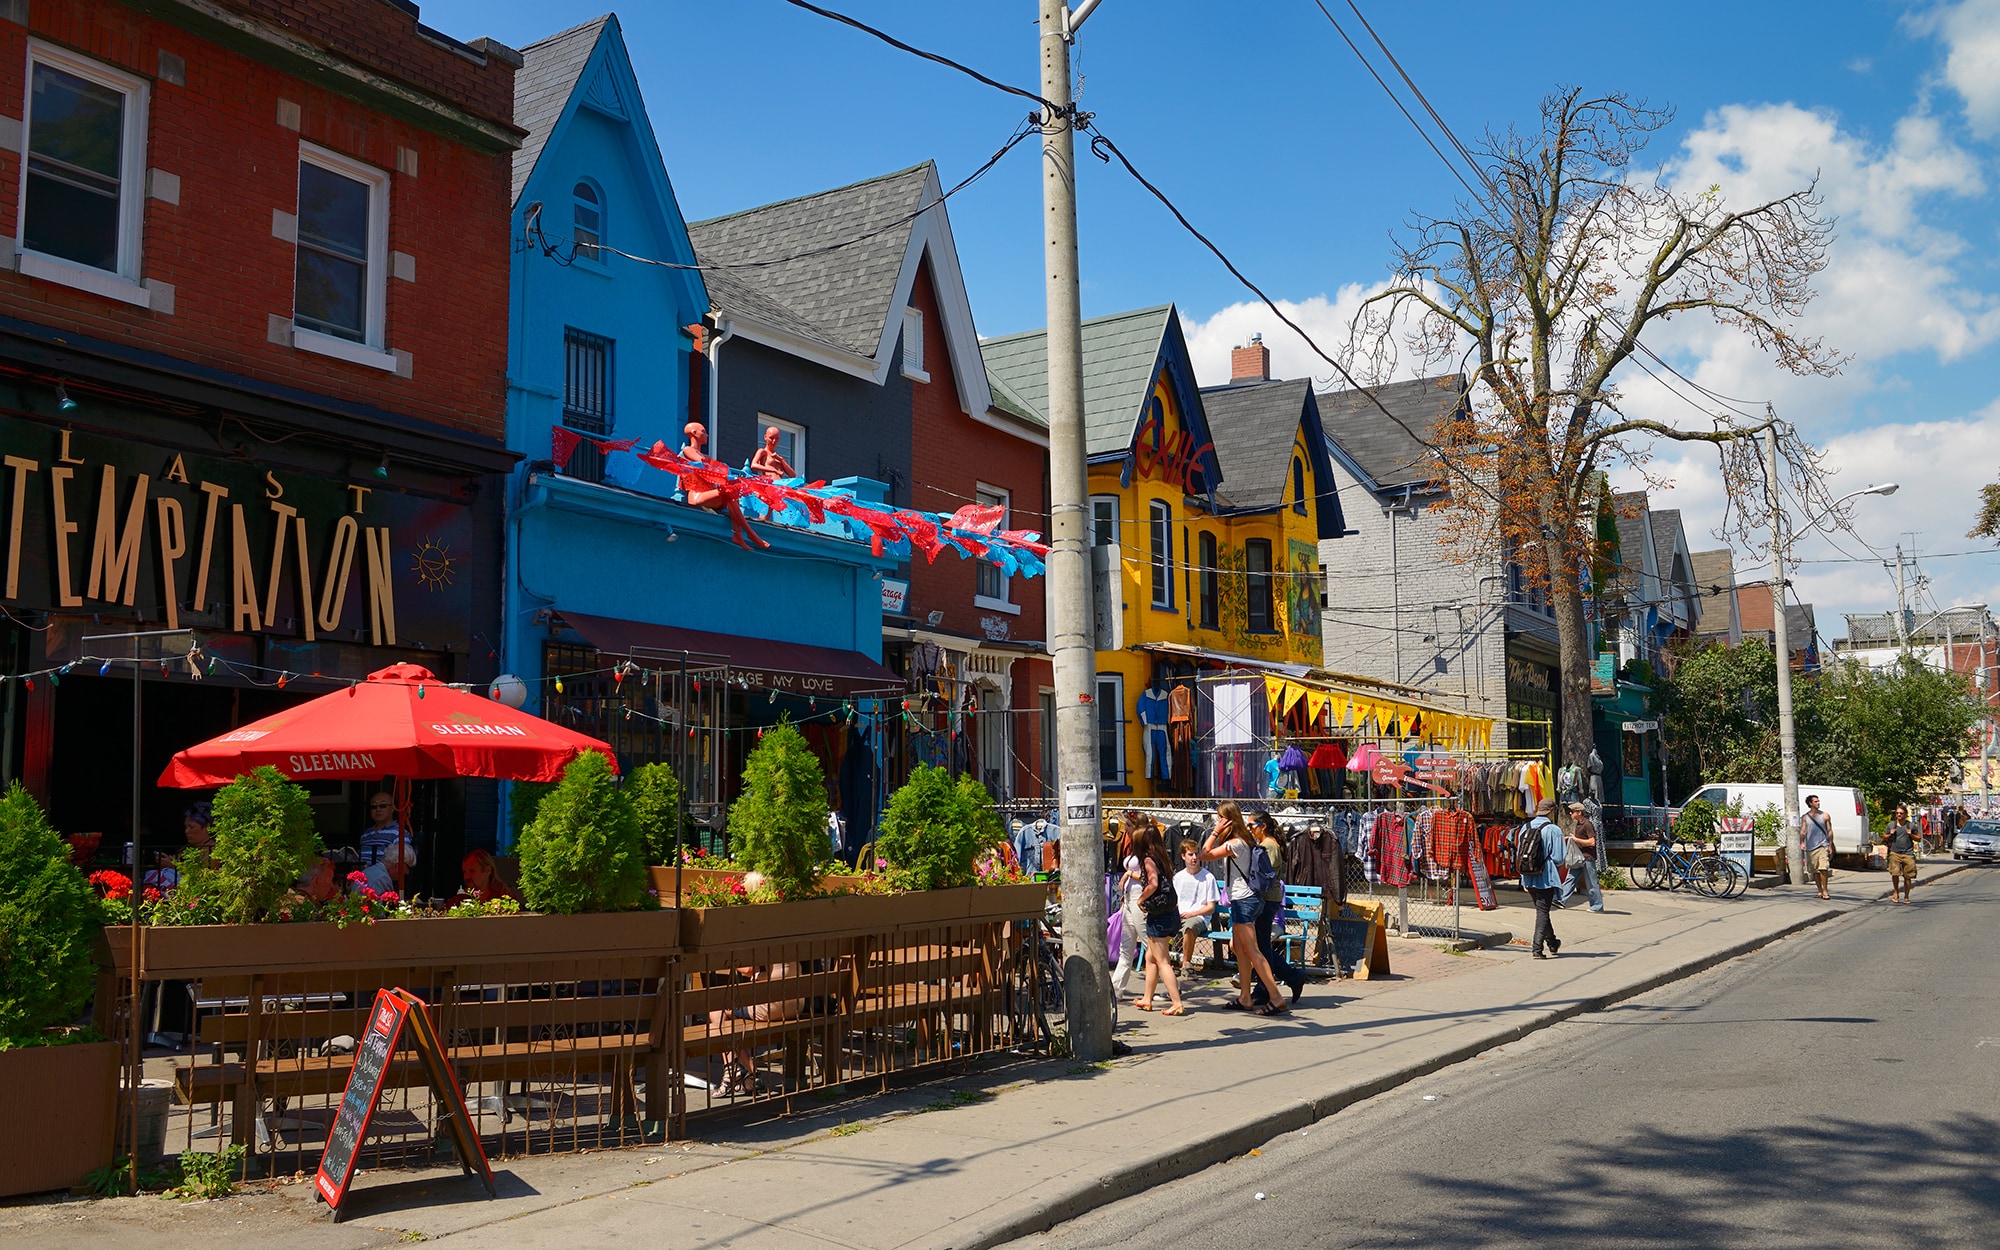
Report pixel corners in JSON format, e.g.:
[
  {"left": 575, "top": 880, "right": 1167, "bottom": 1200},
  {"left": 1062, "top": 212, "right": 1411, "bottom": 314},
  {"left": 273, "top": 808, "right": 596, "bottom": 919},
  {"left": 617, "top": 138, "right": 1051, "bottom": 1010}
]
[
  {"left": 511, "top": 16, "right": 612, "bottom": 206},
  {"left": 980, "top": 306, "right": 1174, "bottom": 457},
  {"left": 1315, "top": 375, "right": 1463, "bottom": 490}
]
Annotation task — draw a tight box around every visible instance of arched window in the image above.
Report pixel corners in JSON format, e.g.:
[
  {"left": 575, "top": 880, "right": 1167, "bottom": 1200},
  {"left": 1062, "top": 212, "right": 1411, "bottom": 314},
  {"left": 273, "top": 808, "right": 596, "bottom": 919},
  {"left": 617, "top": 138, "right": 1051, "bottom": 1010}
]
[
  {"left": 1292, "top": 457, "right": 1308, "bottom": 514},
  {"left": 573, "top": 180, "right": 602, "bottom": 259}
]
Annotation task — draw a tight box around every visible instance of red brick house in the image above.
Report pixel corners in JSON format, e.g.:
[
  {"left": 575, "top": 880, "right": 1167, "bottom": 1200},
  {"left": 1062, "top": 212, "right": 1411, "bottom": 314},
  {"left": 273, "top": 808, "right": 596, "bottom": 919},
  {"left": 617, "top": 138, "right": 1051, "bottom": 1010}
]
[{"left": 0, "top": 0, "right": 522, "bottom": 888}]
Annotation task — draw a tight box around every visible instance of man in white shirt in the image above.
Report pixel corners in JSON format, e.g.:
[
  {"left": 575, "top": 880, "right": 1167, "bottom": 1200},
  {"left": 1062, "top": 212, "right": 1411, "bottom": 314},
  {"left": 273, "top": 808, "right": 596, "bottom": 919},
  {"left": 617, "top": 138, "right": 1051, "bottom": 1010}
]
[{"left": 1173, "top": 838, "right": 1222, "bottom": 968}]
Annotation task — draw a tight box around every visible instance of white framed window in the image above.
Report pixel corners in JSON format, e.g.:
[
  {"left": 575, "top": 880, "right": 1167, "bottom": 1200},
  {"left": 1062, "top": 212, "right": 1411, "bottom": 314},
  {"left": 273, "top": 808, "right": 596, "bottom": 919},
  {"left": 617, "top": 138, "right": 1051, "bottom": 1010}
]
[
  {"left": 757, "top": 414, "right": 806, "bottom": 478},
  {"left": 1148, "top": 499, "right": 1174, "bottom": 609},
  {"left": 572, "top": 178, "right": 603, "bottom": 260},
  {"left": 973, "top": 483, "right": 1014, "bottom": 610},
  {"left": 16, "top": 41, "right": 150, "bottom": 306},
  {"left": 1089, "top": 495, "right": 1119, "bottom": 549},
  {"left": 292, "top": 142, "right": 392, "bottom": 367},
  {"left": 900, "top": 306, "right": 929, "bottom": 382},
  {"left": 1095, "top": 672, "right": 1125, "bottom": 786}
]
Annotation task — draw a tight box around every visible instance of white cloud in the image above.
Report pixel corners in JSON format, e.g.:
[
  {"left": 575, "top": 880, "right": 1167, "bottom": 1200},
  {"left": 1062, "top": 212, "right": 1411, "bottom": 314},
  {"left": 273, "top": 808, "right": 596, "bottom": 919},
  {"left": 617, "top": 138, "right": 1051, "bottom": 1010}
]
[
  {"left": 1181, "top": 285, "right": 1374, "bottom": 388},
  {"left": 1626, "top": 409, "right": 2000, "bottom": 636},
  {"left": 1917, "top": 0, "right": 2000, "bottom": 137}
]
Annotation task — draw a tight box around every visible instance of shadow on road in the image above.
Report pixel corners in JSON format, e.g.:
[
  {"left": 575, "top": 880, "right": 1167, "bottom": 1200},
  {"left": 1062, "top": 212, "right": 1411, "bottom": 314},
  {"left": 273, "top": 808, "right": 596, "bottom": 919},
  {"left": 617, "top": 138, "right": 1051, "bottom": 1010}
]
[{"left": 1346, "top": 1114, "right": 2000, "bottom": 1247}]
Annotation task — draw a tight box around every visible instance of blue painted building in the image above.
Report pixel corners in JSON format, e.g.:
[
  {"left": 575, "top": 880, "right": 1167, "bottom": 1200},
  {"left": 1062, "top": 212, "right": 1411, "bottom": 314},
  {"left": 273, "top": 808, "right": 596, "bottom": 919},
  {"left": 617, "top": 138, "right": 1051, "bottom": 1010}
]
[{"left": 501, "top": 18, "right": 898, "bottom": 842}]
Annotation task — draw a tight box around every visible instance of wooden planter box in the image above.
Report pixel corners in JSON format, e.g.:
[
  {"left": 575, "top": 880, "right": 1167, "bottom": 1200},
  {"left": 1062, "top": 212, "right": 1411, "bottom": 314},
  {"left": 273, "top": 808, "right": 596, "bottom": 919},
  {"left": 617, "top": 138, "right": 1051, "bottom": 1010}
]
[
  {"left": 647, "top": 865, "right": 869, "bottom": 903},
  {"left": 679, "top": 881, "right": 1049, "bottom": 950},
  {"left": 0, "top": 1040, "right": 119, "bottom": 1197},
  {"left": 99, "top": 909, "right": 682, "bottom": 978}
]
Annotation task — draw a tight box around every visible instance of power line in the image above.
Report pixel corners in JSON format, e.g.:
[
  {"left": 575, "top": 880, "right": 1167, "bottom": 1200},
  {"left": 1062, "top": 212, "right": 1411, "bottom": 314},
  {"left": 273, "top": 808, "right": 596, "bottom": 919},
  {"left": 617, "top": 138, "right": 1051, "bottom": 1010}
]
[
  {"left": 526, "top": 115, "right": 1039, "bottom": 273},
  {"left": 774, "top": 0, "right": 1055, "bottom": 110}
]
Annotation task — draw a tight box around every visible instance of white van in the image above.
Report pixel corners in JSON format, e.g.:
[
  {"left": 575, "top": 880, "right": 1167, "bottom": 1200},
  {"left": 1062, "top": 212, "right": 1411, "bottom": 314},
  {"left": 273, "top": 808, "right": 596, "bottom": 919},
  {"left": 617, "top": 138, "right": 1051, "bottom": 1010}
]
[{"left": 1680, "top": 783, "right": 1873, "bottom": 866}]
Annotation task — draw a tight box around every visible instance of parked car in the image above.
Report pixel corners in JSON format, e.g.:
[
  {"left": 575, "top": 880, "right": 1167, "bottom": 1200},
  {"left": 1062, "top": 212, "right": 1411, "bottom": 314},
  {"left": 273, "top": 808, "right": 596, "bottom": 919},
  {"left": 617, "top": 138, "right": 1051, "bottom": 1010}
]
[
  {"left": 1679, "top": 783, "right": 1874, "bottom": 867},
  {"left": 1953, "top": 820, "right": 2000, "bottom": 862}
]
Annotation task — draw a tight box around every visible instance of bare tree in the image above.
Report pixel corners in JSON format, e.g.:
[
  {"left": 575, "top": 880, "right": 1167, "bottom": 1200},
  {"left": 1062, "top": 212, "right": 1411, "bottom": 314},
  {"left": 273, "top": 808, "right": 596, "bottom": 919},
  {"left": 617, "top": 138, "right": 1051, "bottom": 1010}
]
[{"left": 1350, "top": 89, "right": 1845, "bottom": 769}]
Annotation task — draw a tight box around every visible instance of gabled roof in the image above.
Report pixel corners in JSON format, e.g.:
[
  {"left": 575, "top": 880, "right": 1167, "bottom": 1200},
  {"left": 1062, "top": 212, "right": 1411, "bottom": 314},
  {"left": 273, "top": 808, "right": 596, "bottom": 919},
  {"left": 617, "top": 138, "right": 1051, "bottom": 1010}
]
[
  {"left": 690, "top": 165, "right": 929, "bottom": 360},
  {"left": 1610, "top": 490, "right": 1652, "bottom": 598},
  {"left": 1200, "top": 377, "right": 1346, "bottom": 539},
  {"left": 1688, "top": 548, "right": 1737, "bottom": 637},
  {"left": 1201, "top": 377, "right": 1312, "bottom": 508},
  {"left": 981, "top": 306, "right": 1180, "bottom": 457},
  {"left": 1315, "top": 375, "right": 1464, "bottom": 492},
  {"left": 512, "top": 17, "right": 612, "bottom": 206},
  {"left": 689, "top": 164, "right": 998, "bottom": 424},
  {"left": 985, "top": 365, "right": 1046, "bottom": 429}
]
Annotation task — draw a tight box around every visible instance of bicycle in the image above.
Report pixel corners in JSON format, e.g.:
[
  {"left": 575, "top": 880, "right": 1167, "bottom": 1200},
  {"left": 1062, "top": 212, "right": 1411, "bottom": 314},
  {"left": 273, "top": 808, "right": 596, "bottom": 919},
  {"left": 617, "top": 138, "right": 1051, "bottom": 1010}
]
[
  {"left": 1631, "top": 836, "right": 1747, "bottom": 898},
  {"left": 1006, "top": 898, "right": 1066, "bottom": 1052}
]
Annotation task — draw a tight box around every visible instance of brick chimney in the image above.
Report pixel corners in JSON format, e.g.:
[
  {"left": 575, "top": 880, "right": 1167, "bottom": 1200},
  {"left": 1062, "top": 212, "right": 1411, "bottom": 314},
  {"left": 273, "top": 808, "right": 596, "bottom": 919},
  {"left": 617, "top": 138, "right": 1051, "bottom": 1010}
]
[{"left": 1230, "top": 333, "right": 1270, "bottom": 383}]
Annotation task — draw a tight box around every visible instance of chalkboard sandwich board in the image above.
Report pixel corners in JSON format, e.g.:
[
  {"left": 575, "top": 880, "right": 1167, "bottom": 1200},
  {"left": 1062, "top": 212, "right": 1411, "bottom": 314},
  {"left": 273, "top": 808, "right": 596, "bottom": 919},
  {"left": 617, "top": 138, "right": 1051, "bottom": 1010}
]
[{"left": 314, "top": 988, "right": 494, "bottom": 1220}]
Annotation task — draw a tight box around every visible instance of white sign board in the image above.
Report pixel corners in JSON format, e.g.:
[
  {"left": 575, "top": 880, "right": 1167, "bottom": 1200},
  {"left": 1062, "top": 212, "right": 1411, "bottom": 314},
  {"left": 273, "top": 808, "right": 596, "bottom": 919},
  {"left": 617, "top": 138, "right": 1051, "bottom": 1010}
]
[
  {"left": 1063, "top": 782, "right": 1101, "bottom": 828},
  {"left": 1622, "top": 719, "right": 1659, "bottom": 733},
  {"left": 1718, "top": 831, "right": 1754, "bottom": 852},
  {"left": 880, "top": 578, "right": 909, "bottom": 615}
]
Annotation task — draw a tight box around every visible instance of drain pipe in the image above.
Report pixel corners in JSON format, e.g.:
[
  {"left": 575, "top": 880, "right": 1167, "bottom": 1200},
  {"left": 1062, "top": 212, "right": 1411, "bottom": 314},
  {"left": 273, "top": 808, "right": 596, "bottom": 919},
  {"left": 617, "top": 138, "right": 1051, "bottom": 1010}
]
[{"left": 705, "top": 316, "right": 735, "bottom": 439}]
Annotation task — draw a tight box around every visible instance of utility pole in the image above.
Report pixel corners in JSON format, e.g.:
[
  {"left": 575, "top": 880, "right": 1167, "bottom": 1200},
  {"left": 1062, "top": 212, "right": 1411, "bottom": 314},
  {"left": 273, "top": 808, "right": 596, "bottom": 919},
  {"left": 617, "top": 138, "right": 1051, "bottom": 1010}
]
[
  {"left": 1039, "top": 0, "right": 1111, "bottom": 1062},
  {"left": 1765, "top": 426, "right": 1805, "bottom": 886},
  {"left": 1891, "top": 545, "right": 1912, "bottom": 651}
]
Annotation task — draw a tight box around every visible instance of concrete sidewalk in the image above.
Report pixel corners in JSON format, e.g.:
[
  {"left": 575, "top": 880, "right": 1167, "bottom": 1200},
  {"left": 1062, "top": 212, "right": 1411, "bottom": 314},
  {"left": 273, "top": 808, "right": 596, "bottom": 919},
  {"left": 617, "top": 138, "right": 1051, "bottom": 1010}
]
[{"left": 6, "top": 858, "right": 1976, "bottom": 1250}]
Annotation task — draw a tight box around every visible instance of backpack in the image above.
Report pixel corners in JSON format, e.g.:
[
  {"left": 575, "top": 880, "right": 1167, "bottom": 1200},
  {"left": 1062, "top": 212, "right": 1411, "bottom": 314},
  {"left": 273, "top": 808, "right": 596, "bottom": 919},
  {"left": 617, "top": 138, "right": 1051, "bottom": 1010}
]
[
  {"left": 1515, "top": 819, "right": 1550, "bottom": 878},
  {"left": 1243, "top": 842, "right": 1279, "bottom": 896}
]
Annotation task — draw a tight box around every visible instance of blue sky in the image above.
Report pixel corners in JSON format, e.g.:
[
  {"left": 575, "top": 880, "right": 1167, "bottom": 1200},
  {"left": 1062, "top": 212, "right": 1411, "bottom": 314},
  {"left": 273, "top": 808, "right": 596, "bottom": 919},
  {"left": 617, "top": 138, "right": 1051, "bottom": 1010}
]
[{"left": 425, "top": 0, "right": 2000, "bottom": 636}]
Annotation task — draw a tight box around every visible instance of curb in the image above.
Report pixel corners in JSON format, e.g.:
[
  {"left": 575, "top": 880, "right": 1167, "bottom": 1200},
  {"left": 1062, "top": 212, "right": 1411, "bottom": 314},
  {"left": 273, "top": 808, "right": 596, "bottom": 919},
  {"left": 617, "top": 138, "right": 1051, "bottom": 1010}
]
[{"left": 945, "top": 903, "right": 1849, "bottom": 1250}]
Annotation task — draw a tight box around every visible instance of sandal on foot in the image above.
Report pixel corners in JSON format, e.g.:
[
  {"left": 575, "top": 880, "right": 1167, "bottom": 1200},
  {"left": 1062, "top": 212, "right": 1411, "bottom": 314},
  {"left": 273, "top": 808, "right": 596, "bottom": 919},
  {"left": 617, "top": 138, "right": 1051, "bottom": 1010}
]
[
  {"left": 1161, "top": 1005, "right": 1188, "bottom": 1016},
  {"left": 1134, "top": 1000, "right": 1154, "bottom": 1011},
  {"left": 1256, "top": 1001, "right": 1289, "bottom": 1017},
  {"left": 1221, "top": 999, "right": 1249, "bottom": 1011}
]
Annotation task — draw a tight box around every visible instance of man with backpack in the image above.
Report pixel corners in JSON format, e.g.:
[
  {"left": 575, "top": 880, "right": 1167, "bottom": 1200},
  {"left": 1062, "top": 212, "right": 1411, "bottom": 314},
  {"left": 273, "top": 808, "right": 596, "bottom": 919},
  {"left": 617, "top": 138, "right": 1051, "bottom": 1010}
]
[{"left": 1519, "top": 798, "right": 1567, "bottom": 958}]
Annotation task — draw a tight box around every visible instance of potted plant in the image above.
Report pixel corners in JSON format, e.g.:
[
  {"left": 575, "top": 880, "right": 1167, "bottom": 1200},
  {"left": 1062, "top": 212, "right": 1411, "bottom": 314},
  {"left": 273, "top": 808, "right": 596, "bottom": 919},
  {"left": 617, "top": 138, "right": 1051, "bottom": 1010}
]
[
  {"left": 626, "top": 762, "right": 685, "bottom": 866},
  {"left": 0, "top": 781, "right": 121, "bottom": 1197},
  {"left": 518, "top": 750, "right": 651, "bottom": 914},
  {"left": 875, "top": 765, "right": 1005, "bottom": 891},
  {"left": 726, "top": 724, "right": 831, "bottom": 900}
]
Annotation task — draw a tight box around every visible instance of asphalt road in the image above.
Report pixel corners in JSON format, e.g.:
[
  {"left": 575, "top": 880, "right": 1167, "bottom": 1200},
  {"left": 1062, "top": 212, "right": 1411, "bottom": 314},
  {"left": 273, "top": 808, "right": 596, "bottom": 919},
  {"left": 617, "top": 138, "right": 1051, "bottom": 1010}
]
[{"left": 1017, "top": 865, "right": 2000, "bottom": 1250}]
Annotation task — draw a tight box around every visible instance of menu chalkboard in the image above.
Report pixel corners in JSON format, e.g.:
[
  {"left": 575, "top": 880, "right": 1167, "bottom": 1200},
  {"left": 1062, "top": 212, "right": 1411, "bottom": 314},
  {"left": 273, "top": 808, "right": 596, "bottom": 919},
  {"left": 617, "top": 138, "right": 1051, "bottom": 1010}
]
[{"left": 313, "top": 989, "right": 494, "bottom": 1220}]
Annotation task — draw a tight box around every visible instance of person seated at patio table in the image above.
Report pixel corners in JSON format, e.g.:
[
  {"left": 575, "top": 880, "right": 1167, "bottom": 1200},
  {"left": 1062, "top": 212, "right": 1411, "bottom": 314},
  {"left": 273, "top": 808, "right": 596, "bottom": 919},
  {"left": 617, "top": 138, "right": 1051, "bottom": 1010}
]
[
  {"left": 147, "top": 802, "right": 215, "bottom": 890},
  {"left": 358, "top": 792, "right": 417, "bottom": 893},
  {"left": 296, "top": 855, "right": 342, "bottom": 903},
  {"left": 449, "top": 849, "right": 522, "bottom": 907},
  {"left": 707, "top": 962, "right": 802, "bottom": 1097}
]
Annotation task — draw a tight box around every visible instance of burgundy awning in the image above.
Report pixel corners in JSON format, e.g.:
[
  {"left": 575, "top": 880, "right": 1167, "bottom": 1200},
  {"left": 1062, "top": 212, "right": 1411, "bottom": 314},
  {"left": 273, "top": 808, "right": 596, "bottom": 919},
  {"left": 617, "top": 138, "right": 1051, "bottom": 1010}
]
[{"left": 557, "top": 611, "right": 903, "bottom": 698}]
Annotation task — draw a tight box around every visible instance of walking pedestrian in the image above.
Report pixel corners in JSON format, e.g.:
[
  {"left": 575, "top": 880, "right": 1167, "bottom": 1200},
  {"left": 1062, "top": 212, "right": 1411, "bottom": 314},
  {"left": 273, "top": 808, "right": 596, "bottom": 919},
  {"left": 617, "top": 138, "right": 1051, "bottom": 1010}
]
[
  {"left": 1132, "top": 825, "right": 1188, "bottom": 1015},
  {"left": 1801, "top": 794, "right": 1835, "bottom": 900},
  {"left": 1110, "top": 813, "right": 1148, "bottom": 1000},
  {"left": 1561, "top": 799, "right": 1604, "bottom": 912},
  {"left": 1245, "top": 810, "right": 1306, "bottom": 1007},
  {"left": 1521, "top": 797, "right": 1565, "bottom": 959},
  {"left": 1884, "top": 804, "right": 1918, "bottom": 904},
  {"left": 1200, "top": 801, "right": 1290, "bottom": 1014}
]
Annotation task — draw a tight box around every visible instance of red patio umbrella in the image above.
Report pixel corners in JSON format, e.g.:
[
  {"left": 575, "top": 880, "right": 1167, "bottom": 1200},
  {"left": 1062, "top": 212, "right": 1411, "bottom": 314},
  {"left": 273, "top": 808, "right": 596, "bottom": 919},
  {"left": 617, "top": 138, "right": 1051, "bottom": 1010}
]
[{"left": 158, "top": 663, "right": 617, "bottom": 788}]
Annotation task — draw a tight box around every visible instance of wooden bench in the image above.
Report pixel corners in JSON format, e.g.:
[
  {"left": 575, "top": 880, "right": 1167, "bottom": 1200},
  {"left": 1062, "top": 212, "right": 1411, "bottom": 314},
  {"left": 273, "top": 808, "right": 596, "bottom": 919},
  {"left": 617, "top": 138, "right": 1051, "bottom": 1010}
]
[{"left": 175, "top": 959, "right": 676, "bottom": 1150}]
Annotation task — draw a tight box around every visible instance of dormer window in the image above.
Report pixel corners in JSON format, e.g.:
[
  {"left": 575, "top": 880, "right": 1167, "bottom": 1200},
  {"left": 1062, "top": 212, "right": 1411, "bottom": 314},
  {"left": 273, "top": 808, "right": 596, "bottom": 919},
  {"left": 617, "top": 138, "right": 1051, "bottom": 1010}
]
[
  {"left": 1292, "top": 457, "right": 1308, "bottom": 514},
  {"left": 573, "top": 180, "right": 602, "bottom": 260}
]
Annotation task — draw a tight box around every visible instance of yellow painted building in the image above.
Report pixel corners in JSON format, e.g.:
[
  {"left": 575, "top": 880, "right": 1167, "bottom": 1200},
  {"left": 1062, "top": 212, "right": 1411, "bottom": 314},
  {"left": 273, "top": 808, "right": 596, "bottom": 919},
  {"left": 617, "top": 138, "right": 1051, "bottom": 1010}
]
[{"left": 982, "top": 307, "right": 1489, "bottom": 798}]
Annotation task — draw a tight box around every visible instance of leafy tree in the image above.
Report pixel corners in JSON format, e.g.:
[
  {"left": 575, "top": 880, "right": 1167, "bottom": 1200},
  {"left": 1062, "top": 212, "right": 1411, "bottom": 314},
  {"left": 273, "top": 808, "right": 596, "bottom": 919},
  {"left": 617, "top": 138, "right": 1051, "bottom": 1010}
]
[
  {"left": 1349, "top": 89, "right": 1843, "bottom": 771},
  {"left": 726, "top": 725, "right": 828, "bottom": 898},
  {"left": 1654, "top": 640, "right": 1845, "bottom": 794},
  {"left": 0, "top": 781, "right": 98, "bottom": 1046},
  {"left": 1823, "top": 655, "right": 1980, "bottom": 814},
  {"left": 518, "top": 751, "right": 648, "bottom": 913},
  {"left": 201, "top": 767, "right": 322, "bottom": 925},
  {"left": 876, "top": 765, "right": 1006, "bottom": 891},
  {"left": 1972, "top": 476, "right": 2000, "bottom": 542},
  {"left": 624, "top": 762, "right": 685, "bottom": 865}
]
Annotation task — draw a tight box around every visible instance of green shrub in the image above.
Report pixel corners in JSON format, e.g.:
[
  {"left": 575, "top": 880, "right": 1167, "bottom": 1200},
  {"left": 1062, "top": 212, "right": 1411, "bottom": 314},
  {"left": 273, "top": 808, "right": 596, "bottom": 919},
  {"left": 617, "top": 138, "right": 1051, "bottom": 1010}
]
[
  {"left": 197, "top": 767, "right": 322, "bottom": 925},
  {"left": 1749, "top": 803, "right": 1783, "bottom": 846},
  {"left": 0, "top": 781, "right": 98, "bottom": 1047},
  {"left": 726, "top": 724, "right": 829, "bottom": 898},
  {"left": 1674, "top": 797, "right": 1718, "bottom": 847},
  {"left": 509, "top": 780, "right": 555, "bottom": 844},
  {"left": 876, "top": 765, "right": 1004, "bottom": 891},
  {"left": 625, "top": 762, "right": 685, "bottom": 865},
  {"left": 518, "top": 751, "right": 648, "bottom": 913}
]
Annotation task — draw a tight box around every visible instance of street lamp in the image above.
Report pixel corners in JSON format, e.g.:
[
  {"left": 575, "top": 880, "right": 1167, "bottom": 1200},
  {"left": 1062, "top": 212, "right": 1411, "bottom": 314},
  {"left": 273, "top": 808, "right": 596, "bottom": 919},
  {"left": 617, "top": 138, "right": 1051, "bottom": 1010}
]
[{"left": 1765, "top": 450, "right": 1897, "bottom": 887}]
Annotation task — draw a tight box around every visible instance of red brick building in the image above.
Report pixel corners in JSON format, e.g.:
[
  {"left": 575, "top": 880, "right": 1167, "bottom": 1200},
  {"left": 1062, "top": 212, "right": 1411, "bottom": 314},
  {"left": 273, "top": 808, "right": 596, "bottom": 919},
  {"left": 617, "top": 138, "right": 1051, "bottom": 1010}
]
[
  {"left": 0, "top": 0, "right": 522, "bottom": 888},
  {"left": 903, "top": 256, "right": 1052, "bottom": 803}
]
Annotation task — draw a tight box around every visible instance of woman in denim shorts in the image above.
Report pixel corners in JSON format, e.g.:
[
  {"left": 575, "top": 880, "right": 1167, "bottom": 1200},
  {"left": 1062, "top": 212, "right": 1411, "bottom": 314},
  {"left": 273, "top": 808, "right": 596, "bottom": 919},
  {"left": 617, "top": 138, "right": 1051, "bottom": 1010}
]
[{"left": 1198, "top": 801, "right": 1290, "bottom": 1015}]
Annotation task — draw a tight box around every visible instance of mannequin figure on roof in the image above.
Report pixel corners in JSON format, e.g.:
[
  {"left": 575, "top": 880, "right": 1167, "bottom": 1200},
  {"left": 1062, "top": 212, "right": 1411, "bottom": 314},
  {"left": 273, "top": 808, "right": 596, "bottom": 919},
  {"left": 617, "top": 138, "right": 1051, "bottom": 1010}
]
[
  {"left": 750, "top": 425, "right": 796, "bottom": 479},
  {"left": 681, "top": 421, "right": 768, "bottom": 550}
]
